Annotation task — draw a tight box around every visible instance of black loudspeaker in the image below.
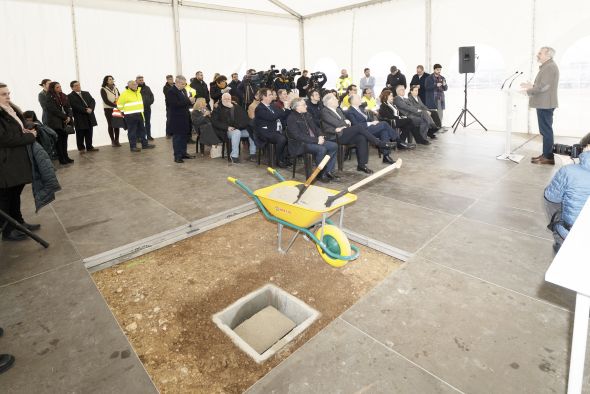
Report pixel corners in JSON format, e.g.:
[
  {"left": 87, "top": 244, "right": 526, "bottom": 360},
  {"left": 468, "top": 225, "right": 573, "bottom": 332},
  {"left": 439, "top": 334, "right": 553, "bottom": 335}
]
[{"left": 459, "top": 46, "right": 475, "bottom": 74}]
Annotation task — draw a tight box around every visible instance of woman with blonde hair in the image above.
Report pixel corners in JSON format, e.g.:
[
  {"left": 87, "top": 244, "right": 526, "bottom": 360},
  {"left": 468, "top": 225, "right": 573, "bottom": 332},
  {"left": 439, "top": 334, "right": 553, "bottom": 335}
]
[{"left": 191, "top": 98, "right": 221, "bottom": 151}]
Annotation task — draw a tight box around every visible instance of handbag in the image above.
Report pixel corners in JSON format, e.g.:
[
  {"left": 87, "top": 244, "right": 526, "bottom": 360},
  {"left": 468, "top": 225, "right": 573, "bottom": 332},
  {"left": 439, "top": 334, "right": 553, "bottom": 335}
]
[
  {"left": 64, "top": 125, "right": 75, "bottom": 135},
  {"left": 210, "top": 144, "right": 222, "bottom": 159}
]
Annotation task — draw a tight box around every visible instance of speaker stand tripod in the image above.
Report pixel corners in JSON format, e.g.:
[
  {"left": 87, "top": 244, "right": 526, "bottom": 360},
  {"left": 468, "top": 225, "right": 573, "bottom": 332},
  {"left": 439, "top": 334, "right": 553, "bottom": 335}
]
[{"left": 452, "top": 73, "right": 487, "bottom": 133}]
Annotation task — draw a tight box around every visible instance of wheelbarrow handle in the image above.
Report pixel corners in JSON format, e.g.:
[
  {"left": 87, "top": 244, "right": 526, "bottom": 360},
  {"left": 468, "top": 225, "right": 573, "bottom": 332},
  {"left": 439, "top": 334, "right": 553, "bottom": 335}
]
[
  {"left": 227, "top": 177, "right": 255, "bottom": 197},
  {"left": 267, "top": 167, "right": 286, "bottom": 182}
]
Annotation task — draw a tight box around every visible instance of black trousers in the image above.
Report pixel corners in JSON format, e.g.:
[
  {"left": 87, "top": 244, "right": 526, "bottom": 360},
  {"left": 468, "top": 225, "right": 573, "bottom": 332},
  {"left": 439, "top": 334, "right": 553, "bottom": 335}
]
[
  {"left": 394, "top": 117, "right": 427, "bottom": 144},
  {"left": 257, "top": 130, "right": 287, "bottom": 164},
  {"left": 103, "top": 108, "right": 120, "bottom": 143},
  {"left": 55, "top": 128, "right": 71, "bottom": 164},
  {"left": 76, "top": 127, "right": 94, "bottom": 151},
  {"left": 0, "top": 184, "right": 26, "bottom": 237},
  {"left": 144, "top": 107, "right": 152, "bottom": 138},
  {"left": 333, "top": 124, "right": 375, "bottom": 166}
]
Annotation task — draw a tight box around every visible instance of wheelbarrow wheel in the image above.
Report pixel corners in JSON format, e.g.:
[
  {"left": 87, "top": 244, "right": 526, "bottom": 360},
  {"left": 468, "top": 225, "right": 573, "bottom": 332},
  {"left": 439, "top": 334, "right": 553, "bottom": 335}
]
[{"left": 315, "top": 225, "right": 351, "bottom": 268}]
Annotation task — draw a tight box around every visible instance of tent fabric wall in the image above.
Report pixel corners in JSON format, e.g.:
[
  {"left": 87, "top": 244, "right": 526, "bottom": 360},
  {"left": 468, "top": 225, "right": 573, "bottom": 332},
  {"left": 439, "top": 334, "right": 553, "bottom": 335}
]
[
  {"left": 75, "top": 0, "right": 176, "bottom": 147},
  {"left": 2, "top": 0, "right": 590, "bottom": 146}
]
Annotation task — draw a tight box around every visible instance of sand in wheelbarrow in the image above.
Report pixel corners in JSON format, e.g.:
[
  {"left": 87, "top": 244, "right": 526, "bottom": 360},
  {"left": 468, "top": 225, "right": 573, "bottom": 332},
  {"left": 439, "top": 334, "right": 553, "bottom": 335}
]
[
  {"left": 92, "top": 214, "right": 402, "bottom": 393},
  {"left": 268, "top": 184, "right": 351, "bottom": 210}
]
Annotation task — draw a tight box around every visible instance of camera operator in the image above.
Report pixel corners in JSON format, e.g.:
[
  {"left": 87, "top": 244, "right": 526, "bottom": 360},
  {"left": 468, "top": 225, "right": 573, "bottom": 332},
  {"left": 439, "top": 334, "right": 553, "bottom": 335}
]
[
  {"left": 296, "top": 70, "right": 310, "bottom": 97},
  {"left": 544, "top": 133, "right": 590, "bottom": 252},
  {"left": 273, "top": 69, "right": 295, "bottom": 92},
  {"left": 238, "top": 69, "right": 258, "bottom": 110}
]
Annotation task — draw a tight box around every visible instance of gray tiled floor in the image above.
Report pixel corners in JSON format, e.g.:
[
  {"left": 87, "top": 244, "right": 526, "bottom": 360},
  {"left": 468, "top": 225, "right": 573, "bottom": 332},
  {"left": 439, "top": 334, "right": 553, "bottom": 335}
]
[{"left": 1, "top": 130, "right": 588, "bottom": 392}]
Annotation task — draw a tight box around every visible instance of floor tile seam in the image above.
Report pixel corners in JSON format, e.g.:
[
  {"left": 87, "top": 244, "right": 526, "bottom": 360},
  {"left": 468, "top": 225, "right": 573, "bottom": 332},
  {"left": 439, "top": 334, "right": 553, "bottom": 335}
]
[
  {"left": 0, "top": 261, "right": 76, "bottom": 289},
  {"left": 456, "top": 215, "right": 554, "bottom": 242},
  {"left": 467, "top": 200, "right": 540, "bottom": 215},
  {"left": 85, "top": 273, "right": 159, "bottom": 391},
  {"left": 50, "top": 205, "right": 85, "bottom": 261},
  {"left": 360, "top": 190, "right": 460, "bottom": 218},
  {"left": 420, "top": 256, "right": 572, "bottom": 313},
  {"left": 84, "top": 156, "right": 190, "bottom": 224},
  {"left": 337, "top": 317, "right": 466, "bottom": 394}
]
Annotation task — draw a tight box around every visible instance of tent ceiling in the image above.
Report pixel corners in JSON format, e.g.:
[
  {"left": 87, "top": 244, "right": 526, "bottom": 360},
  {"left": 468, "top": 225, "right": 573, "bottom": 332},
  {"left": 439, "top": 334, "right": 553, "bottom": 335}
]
[{"left": 179, "top": 0, "right": 387, "bottom": 18}]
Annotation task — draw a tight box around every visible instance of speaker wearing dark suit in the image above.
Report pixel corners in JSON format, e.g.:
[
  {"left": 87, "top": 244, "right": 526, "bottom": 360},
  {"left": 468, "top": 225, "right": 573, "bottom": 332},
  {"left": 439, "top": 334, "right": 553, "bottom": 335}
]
[
  {"left": 254, "top": 102, "right": 289, "bottom": 166},
  {"left": 321, "top": 103, "right": 394, "bottom": 172},
  {"left": 286, "top": 110, "right": 337, "bottom": 177},
  {"left": 68, "top": 90, "right": 98, "bottom": 152}
]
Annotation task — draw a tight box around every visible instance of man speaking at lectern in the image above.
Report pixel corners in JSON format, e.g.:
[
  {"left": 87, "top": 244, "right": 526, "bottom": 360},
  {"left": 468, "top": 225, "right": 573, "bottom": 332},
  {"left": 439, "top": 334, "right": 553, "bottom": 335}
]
[{"left": 521, "top": 46, "right": 560, "bottom": 165}]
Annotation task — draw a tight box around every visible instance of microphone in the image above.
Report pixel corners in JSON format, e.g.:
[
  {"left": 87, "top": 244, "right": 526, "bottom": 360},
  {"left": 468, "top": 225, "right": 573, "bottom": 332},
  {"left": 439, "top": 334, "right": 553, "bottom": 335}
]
[
  {"left": 501, "top": 71, "right": 519, "bottom": 90},
  {"left": 508, "top": 72, "right": 524, "bottom": 88}
]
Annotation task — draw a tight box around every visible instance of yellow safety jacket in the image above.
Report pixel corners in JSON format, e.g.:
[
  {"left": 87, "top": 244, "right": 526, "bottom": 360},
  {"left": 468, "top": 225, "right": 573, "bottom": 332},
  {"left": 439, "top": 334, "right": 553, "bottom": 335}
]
[
  {"left": 186, "top": 86, "right": 197, "bottom": 98},
  {"left": 117, "top": 87, "right": 144, "bottom": 117},
  {"left": 336, "top": 76, "right": 352, "bottom": 96},
  {"left": 361, "top": 96, "right": 377, "bottom": 111}
]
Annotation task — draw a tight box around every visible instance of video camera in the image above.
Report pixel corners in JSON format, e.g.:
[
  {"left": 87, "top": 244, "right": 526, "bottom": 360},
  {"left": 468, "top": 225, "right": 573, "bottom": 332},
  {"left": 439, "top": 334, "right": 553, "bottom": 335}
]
[
  {"left": 248, "top": 65, "right": 280, "bottom": 90},
  {"left": 308, "top": 71, "right": 327, "bottom": 91},
  {"left": 286, "top": 68, "right": 302, "bottom": 80},
  {"left": 553, "top": 143, "right": 583, "bottom": 159}
]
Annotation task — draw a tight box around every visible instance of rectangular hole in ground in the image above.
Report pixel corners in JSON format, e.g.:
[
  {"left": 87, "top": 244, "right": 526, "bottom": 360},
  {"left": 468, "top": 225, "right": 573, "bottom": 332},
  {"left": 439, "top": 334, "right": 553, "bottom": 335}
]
[{"left": 91, "top": 214, "right": 402, "bottom": 393}]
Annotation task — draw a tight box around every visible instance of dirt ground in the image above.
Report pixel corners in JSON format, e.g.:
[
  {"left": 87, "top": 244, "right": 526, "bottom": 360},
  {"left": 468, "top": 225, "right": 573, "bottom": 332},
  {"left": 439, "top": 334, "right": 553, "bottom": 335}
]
[{"left": 92, "top": 214, "right": 402, "bottom": 393}]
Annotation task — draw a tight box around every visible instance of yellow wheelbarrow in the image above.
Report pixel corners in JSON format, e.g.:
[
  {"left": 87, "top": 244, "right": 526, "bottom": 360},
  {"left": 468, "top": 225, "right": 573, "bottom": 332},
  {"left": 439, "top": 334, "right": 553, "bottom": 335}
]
[{"left": 228, "top": 167, "right": 359, "bottom": 267}]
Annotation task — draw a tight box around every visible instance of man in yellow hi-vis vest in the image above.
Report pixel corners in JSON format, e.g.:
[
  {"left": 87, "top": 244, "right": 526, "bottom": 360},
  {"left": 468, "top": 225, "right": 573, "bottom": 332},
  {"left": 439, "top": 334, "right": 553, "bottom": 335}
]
[
  {"left": 336, "top": 69, "right": 352, "bottom": 98},
  {"left": 117, "top": 80, "right": 156, "bottom": 152}
]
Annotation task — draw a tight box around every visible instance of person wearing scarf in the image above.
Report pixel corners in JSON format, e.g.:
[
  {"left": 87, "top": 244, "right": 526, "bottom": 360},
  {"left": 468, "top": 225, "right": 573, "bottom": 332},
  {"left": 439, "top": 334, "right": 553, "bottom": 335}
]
[{"left": 46, "top": 82, "right": 74, "bottom": 164}]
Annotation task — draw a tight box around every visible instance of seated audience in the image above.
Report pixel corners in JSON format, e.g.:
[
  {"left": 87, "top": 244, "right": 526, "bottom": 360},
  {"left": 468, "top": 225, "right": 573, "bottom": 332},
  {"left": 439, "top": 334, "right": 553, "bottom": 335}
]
[
  {"left": 321, "top": 93, "right": 396, "bottom": 174},
  {"left": 345, "top": 95, "right": 398, "bottom": 163},
  {"left": 544, "top": 133, "right": 590, "bottom": 252},
  {"left": 212, "top": 93, "right": 256, "bottom": 163},
  {"left": 275, "top": 89, "right": 289, "bottom": 110},
  {"left": 407, "top": 85, "right": 442, "bottom": 129},
  {"left": 191, "top": 98, "right": 221, "bottom": 149},
  {"left": 0, "top": 82, "right": 41, "bottom": 242},
  {"left": 254, "top": 88, "right": 290, "bottom": 168},
  {"left": 340, "top": 84, "right": 357, "bottom": 110},
  {"left": 393, "top": 85, "right": 436, "bottom": 142},
  {"left": 361, "top": 88, "right": 377, "bottom": 111},
  {"left": 378, "top": 89, "right": 428, "bottom": 145},
  {"left": 305, "top": 89, "right": 323, "bottom": 129},
  {"left": 287, "top": 98, "right": 338, "bottom": 183}
]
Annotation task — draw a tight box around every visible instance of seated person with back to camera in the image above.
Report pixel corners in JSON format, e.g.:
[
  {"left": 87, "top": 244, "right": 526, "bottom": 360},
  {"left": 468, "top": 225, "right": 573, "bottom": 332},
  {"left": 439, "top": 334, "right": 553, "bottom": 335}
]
[
  {"left": 544, "top": 133, "right": 590, "bottom": 252},
  {"left": 287, "top": 97, "right": 338, "bottom": 183}
]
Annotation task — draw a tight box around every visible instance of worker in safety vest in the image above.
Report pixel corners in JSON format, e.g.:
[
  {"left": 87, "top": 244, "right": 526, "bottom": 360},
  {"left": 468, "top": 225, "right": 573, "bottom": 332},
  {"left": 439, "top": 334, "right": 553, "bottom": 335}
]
[
  {"left": 336, "top": 69, "right": 352, "bottom": 98},
  {"left": 117, "top": 80, "right": 156, "bottom": 152}
]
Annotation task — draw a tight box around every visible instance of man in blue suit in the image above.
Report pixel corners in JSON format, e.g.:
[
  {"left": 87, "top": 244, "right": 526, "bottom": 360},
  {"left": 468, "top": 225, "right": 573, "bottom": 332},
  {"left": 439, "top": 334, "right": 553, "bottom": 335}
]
[{"left": 254, "top": 88, "right": 290, "bottom": 167}]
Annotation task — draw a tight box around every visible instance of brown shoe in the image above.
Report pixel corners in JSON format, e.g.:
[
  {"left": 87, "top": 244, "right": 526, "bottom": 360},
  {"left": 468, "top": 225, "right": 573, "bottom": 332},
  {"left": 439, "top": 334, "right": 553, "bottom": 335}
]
[
  {"left": 531, "top": 154, "right": 543, "bottom": 162},
  {"left": 532, "top": 156, "right": 555, "bottom": 165}
]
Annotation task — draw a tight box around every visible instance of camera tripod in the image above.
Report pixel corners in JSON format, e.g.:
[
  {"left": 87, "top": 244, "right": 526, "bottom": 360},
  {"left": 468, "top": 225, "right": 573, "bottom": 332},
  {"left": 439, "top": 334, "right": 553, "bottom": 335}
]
[{"left": 452, "top": 73, "right": 487, "bottom": 133}]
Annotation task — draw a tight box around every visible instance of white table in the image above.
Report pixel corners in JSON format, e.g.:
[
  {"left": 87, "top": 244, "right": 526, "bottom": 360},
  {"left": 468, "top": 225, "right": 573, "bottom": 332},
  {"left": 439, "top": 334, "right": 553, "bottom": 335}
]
[{"left": 545, "top": 197, "right": 590, "bottom": 394}]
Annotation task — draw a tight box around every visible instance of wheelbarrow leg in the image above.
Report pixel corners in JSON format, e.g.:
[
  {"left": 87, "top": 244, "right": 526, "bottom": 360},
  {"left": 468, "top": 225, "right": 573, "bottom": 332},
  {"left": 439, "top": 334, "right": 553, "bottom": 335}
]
[
  {"left": 339, "top": 206, "right": 345, "bottom": 229},
  {"left": 277, "top": 223, "right": 301, "bottom": 254}
]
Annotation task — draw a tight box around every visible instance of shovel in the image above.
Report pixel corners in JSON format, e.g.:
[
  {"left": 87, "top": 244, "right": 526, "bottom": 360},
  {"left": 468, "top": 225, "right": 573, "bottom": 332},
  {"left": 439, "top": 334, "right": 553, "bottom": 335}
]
[
  {"left": 325, "top": 159, "right": 403, "bottom": 207},
  {"left": 294, "top": 155, "right": 331, "bottom": 204}
]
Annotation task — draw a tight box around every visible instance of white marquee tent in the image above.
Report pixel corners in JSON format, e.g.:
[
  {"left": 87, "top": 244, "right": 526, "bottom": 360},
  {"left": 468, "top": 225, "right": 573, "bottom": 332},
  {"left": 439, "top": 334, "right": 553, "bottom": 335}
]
[{"left": 2, "top": 0, "right": 590, "bottom": 147}]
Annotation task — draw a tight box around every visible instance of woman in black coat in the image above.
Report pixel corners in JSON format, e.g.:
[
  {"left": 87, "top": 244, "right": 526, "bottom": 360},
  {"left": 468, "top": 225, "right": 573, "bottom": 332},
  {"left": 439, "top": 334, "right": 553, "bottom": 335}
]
[
  {"left": 0, "top": 83, "right": 41, "bottom": 241},
  {"left": 378, "top": 89, "right": 427, "bottom": 145},
  {"left": 46, "top": 82, "right": 74, "bottom": 164}
]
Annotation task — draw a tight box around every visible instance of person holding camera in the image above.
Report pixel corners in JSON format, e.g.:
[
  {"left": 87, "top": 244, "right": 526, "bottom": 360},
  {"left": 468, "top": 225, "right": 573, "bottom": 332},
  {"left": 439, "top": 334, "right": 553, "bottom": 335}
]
[
  {"left": 0, "top": 82, "right": 41, "bottom": 242},
  {"left": 521, "top": 47, "right": 560, "bottom": 165},
  {"left": 544, "top": 133, "right": 590, "bottom": 252},
  {"left": 46, "top": 82, "right": 74, "bottom": 165}
]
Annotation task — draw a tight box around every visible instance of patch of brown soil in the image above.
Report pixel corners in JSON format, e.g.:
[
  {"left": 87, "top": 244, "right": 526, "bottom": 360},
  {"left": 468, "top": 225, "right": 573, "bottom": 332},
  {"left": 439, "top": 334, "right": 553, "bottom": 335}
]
[{"left": 92, "top": 214, "right": 401, "bottom": 393}]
